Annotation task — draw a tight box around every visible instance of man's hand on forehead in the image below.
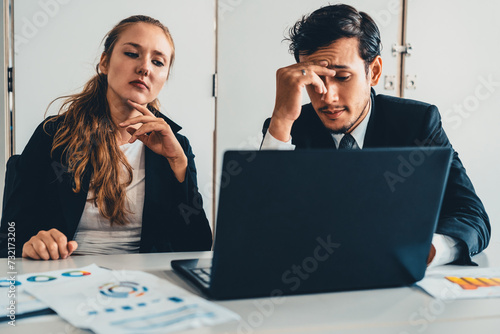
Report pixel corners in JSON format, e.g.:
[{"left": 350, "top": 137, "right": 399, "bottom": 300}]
[
  {"left": 295, "top": 61, "right": 336, "bottom": 94},
  {"left": 269, "top": 60, "right": 337, "bottom": 142}
]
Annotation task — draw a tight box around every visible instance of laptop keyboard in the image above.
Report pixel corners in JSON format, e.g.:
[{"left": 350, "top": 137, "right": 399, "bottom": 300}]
[{"left": 189, "top": 267, "right": 212, "bottom": 284}]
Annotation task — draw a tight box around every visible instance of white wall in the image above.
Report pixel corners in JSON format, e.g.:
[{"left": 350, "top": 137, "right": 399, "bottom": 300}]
[
  {"left": 405, "top": 0, "right": 500, "bottom": 242},
  {"left": 13, "top": 0, "right": 216, "bottom": 224}
]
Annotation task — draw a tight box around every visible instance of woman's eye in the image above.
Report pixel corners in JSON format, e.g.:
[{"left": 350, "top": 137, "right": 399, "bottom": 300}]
[
  {"left": 124, "top": 52, "right": 138, "bottom": 58},
  {"left": 152, "top": 60, "right": 164, "bottom": 67}
]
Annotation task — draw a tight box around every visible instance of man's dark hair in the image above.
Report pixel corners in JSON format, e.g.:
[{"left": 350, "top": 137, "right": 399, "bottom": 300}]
[{"left": 287, "top": 4, "right": 381, "bottom": 73}]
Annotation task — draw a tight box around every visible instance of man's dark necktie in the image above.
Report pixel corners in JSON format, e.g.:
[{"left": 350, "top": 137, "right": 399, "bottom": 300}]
[{"left": 338, "top": 133, "right": 357, "bottom": 149}]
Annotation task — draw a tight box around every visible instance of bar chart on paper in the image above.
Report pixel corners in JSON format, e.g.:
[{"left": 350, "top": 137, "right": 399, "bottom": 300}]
[
  {"left": 445, "top": 276, "right": 500, "bottom": 290},
  {"left": 417, "top": 267, "right": 500, "bottom": 300}
]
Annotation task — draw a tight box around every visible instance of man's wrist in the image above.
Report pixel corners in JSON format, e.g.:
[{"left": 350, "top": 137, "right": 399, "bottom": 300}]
[
  {"left": 268, "top": 117, "right": 294, "bottom": 142},
  {"left": 427, "top": 243, "right": 436, "bottom": 266}
]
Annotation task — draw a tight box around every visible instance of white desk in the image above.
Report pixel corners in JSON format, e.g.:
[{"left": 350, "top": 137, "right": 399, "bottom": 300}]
[{"left": 2, "top": 242, "right": 500, "bottom": 334}]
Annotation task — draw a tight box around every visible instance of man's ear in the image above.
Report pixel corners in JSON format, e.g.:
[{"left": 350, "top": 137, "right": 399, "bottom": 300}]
[
  {"left": 369, "top": 56, "right": 382, "bottom": 86},
  {"left": 99, "top": 53, "right": 109, "bottom": 75}
]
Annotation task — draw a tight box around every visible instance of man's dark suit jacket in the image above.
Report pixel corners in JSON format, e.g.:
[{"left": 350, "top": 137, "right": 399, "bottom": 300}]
[
  {"left": 262, "top": 89, "right": 490, "bottom": 265},
  {"left": 0, "top": 113, "right": 212, "bottom": 257}
]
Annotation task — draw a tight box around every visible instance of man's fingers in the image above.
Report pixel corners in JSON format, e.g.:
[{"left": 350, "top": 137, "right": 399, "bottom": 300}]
[
  {"left": 67, "top": 241, "right": 78, "bottom": 256},
  {"left": 310, "top": 75, "right": 328, "bottom": 94},
  {"left": 280, "top": 65, "right": 335, "bottom": 95},
  {"left": 298, "top": 69, "right": 328, "bottom": 95},
  {"left": 295, "top": 61, "right": 336, "bottom": 78},
  {"left": 307, "top": 65, "right": 336, "bottom": 77}
]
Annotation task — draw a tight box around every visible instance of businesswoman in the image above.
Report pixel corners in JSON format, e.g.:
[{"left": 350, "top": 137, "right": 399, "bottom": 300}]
[{"left": 0, "top": 15, "right": 212, "bottom": 259}]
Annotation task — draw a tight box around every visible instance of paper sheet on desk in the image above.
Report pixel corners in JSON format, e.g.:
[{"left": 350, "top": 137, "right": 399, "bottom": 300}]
[
  {"left": 0, "top": 265, "right": 97, "bottom": 318},
  {"left": 1, "top": 265, "right": 114, "bottom": 319},
  {"left": 22, "top": 264, "right": 239, "bottom": 333},
  {"left": 416, "top": 267, "right": 500, "bottom": 300}
]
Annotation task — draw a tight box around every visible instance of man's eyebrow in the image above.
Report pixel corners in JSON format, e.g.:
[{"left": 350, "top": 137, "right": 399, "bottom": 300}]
[
  {"left": 329, "top": 65, "right": 351, "bottom": 70},
  {"left": 122, "top": 42, "right": 167, "bottom": 58}
]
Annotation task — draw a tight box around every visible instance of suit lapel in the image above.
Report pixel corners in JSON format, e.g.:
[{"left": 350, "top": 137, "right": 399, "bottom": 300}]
[{"left": 363, "top": 89, "right": 386, "bottom": 148}]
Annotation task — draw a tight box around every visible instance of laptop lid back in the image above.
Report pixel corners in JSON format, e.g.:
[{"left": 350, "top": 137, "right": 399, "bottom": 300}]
[{"left": 209, "top": 148, "right": 452, "bottom": 299}]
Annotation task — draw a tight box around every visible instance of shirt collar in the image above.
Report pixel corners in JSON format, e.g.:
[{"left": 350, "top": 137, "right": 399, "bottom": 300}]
[{"left": 331, "top": 102, "right": 372, "bottom": 149}]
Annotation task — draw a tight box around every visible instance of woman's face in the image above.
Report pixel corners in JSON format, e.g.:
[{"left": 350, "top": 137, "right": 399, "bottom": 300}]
[{"left": 100, "top": 22, "right": 173, "bottom": 107}]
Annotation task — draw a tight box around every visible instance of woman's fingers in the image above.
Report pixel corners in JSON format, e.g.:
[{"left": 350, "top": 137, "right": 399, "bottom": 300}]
[
  {"left": 21, "top": 229, "right": 74, "bottom": 260},
  {"left": 49, "top": 229, "right": 70, "bottom": 259},
  {"left": 126, "top": 99, "right": 155, "bottom": 116},
  {"left": 128, "top": 122, "right": 170, "bottom": 142},
  {"left": 31, "top": 237, "right": 52, "bottom": 260},
  {"left": 22, "top": 242, "right": 41, "bottom": 260},
  {"left": 119, "top": 115, "right": 156, "bottom": 128},
  {"left": 67, "top": 241, "right": 78, "bottom": 256}
]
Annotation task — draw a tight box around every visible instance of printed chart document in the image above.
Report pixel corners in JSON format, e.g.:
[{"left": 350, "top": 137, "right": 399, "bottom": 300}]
[
  {"left": 17, "top": 264, "right": 239, "bottom": 333},
  {"left": 1, "top": 267, "right": 86, "bottom": 319},
  {"left": 417, "top": 266, "right": 500, "bottom": 300}
]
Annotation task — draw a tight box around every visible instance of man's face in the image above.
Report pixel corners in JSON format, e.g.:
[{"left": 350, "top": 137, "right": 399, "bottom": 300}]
[{"left": 300, "top": 37, "right": 381, "bottom": 134}]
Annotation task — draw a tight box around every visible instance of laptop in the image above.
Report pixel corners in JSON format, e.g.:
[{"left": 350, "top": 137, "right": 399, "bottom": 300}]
[{"left": 171, "top": 148, "right": 452, "bottom": 300}]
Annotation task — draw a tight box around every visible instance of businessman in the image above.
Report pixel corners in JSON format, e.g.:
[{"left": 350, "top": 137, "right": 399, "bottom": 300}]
[{"left": 261, "top": 4, "right": 490, "bottom": 266}]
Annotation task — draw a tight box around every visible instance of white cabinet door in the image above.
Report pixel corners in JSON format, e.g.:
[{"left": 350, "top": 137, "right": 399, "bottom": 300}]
[
  {"left": 13, "top": 0, "right": 216, "bottom": 224},
  {"left": 405, "top": 0, "right": 500, "bottom": 240}
]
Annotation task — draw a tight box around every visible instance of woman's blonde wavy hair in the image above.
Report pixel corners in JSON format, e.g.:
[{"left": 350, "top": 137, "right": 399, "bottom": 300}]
[{"left": 44, "top": 15, "right": 175, "bottom": 225}]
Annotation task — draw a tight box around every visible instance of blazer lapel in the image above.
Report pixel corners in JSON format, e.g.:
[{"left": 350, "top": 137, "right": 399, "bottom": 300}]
[
  {"left": 363, "top": 89, "right": 386, "bottom": 148},
  {"left": 56, "top": 165, "right": 91, "bottom": 238}
]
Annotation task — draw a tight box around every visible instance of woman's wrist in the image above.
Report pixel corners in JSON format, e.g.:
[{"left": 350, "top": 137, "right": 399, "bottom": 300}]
[{"left": 167, "top": 154, "right": 188, "bottom": 183}]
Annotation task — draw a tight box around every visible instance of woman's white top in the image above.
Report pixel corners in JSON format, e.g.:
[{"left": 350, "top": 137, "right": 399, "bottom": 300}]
[{"left": 73, "top": 140, "right": 146, "bottom": 255}]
